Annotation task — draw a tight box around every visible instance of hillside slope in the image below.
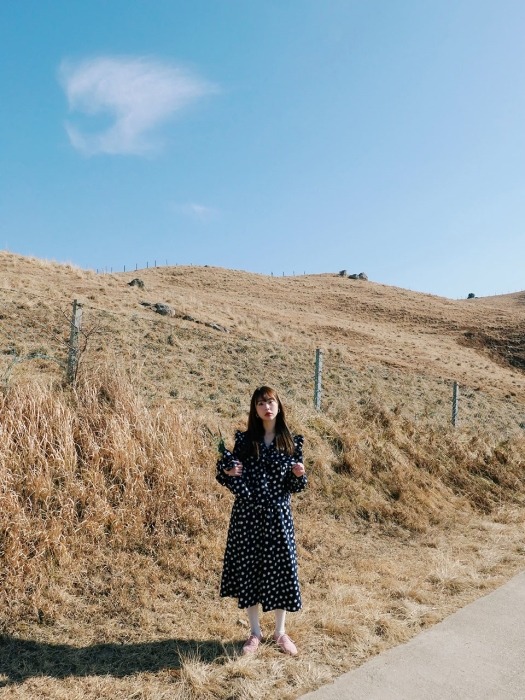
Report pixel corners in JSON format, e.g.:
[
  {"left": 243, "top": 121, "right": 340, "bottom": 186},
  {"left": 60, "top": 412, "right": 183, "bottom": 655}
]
[
  {"left": 1, "top": 251, "right": 524, "bottom": 431},
  {"left": 1, "top": 251, "right": 525, "bottom": 700}
]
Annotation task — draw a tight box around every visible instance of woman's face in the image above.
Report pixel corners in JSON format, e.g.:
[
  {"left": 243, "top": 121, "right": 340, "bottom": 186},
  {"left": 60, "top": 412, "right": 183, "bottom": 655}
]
[{"left": 255, "top": 394, "right": 279, "bottom": 422}]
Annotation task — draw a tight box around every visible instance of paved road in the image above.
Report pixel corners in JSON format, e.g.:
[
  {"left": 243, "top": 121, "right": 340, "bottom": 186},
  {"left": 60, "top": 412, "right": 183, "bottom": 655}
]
[{"left": 299, "top": 570, "right": 525, "bottom": 700}]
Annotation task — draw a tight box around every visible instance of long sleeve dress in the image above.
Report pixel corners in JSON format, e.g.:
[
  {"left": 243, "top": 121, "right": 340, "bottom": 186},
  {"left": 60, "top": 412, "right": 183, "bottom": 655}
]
[{"left": 216, "top": 430, "right": 307, "bottom": 612}]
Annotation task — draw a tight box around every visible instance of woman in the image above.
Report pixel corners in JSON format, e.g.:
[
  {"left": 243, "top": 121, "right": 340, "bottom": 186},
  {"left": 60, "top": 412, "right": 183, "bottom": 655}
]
[{"left": 216, "top": 386, "right": 307, "bottom": 656}]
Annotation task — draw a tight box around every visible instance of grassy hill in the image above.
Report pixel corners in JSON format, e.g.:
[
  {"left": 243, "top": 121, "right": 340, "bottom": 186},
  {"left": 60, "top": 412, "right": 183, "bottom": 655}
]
[{"left": 1, "top": 251, "right": 525, "bottom": 699}]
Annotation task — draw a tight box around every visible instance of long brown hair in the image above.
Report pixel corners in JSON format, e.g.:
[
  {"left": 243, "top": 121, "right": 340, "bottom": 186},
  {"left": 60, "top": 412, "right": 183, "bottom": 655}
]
[{"left": 245, "top": 386, "right": 295, "bottom": 459}]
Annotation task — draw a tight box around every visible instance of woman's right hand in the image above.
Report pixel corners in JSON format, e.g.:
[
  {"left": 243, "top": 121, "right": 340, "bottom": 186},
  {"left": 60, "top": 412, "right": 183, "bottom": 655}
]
[{"left": 224, "top": 459, "right": 243, "bottom": 477}]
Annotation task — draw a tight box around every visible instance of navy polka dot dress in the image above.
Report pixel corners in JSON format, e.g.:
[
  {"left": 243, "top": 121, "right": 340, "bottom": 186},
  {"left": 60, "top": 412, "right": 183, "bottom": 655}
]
[{"left": 216, "top": 431, "right": 307, "bottom": 612}]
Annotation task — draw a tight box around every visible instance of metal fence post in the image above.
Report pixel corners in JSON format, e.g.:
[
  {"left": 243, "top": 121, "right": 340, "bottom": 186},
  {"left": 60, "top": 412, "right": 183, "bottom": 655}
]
[
  {"left": 314, "top": 349, "right": 323, "bottom": 410},
  {"left": 66, "top": 299, "right": 83, "bottom": 383},
  {"left": 452, "top": 381, "right": 459, "bottom": 426}
]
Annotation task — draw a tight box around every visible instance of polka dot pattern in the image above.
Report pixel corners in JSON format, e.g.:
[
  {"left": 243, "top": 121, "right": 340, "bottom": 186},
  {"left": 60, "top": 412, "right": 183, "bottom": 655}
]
[{"left": 216, "top": 431, "right": 307, "bottom": 612}]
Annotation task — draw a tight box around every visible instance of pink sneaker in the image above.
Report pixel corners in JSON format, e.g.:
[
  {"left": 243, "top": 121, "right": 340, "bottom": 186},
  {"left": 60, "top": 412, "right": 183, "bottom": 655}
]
[
  {"left": 242, "top": 633, "right": 263, "bottom": 655},
  {"left": 273, "top": 633, "right": 298, "bottom": 656}
]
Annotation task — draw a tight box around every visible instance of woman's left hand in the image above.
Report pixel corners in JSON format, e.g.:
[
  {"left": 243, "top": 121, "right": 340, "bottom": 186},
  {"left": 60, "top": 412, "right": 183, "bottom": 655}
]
[{"left": 291, "top": 462, "right": 305, "bottom": 477}]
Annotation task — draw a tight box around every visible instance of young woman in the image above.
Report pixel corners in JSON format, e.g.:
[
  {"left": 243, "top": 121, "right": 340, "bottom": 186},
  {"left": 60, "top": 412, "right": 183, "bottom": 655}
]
[{"left": 216, "top": 386, "right": 307, "bottom": 656}]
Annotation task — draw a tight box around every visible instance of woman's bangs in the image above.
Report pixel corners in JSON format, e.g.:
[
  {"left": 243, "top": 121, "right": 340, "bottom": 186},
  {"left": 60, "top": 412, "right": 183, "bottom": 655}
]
[{"left": 255, "top": 387, "right": 278, "bottom": 403}]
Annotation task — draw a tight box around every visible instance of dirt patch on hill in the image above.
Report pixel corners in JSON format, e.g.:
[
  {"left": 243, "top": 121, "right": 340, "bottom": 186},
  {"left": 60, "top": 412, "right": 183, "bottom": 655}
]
[{"left": 459, "top": 326, "right": 525, "bottom": 373}]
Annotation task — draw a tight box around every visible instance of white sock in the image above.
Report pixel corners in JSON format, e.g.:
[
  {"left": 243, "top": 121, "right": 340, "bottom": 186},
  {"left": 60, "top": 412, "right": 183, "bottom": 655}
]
[
  {"left": 274, "top": 609, "right": 286, "bottom": 636},
  {"left": 246, "top": 605, "right": 262, "bottom": 637}
]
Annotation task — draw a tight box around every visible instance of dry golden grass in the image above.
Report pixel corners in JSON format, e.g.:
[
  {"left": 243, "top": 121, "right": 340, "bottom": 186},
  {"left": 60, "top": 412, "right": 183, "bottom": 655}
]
[{"left": 1, "top": 251, "right": 525, "bottom": 699}]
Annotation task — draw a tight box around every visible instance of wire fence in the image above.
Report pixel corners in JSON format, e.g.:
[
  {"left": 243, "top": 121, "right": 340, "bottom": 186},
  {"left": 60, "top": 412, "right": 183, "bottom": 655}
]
[
  {"left": 95, "top": 263, "right": 309, "bottom": 278},
  {"left": 0, "top": 288, "right": 524, "bottom": 436}
]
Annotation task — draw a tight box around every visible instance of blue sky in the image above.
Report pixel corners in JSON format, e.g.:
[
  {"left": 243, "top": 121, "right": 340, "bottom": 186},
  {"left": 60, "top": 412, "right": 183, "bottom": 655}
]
[{"left": 1, "top": 1, "right": 524, "bottom": 299}]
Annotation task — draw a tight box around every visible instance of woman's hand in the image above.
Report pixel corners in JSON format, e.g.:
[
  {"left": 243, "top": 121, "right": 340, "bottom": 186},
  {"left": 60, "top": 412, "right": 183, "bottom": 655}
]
[
  {"left": 224, "top": 459, "right": 243, "bottom": 477},
  {"left": 291, "top": 462, "right": 305, "bottom": 477}
]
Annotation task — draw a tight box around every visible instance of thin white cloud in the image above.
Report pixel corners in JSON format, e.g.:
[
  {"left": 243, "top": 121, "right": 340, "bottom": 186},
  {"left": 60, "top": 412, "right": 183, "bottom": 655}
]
[
  {"left": 171, "top": 201, "right": 219, "bottom": 221},
  {"left": 59, "top": 55, "right": 216, "bottom": 156}
]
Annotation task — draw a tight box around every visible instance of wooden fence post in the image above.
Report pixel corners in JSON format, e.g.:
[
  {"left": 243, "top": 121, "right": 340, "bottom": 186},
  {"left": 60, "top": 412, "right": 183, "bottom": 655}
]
[
  {"left": 314, "top": 349, "right": 323, "bottom": 410},
  {"left": 66, "top": 299, "right": 83, "bottom": 383},
  {"left": 452, "top": 381, "right": 459, "bottom": 426}
]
